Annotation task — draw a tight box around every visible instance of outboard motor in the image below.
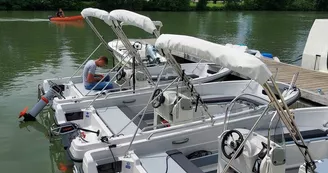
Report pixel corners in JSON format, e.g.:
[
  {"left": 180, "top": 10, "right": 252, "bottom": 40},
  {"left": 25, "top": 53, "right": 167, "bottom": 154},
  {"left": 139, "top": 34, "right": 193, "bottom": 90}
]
[
  {"left": 145, "top": 44, "right": 160, "bottom": 64},
  {"left": 19, "top": 81, "right": 65, "bottom": 121}
]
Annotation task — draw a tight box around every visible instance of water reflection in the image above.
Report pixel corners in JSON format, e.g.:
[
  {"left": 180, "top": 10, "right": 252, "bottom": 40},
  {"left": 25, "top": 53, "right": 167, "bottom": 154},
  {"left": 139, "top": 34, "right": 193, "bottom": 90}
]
[
  {"left": 235, "top": 12, "right": 253, "bottom": 45},
  {"left": 50, "top": 21, "right": 85, "bottom": 29},
  {"left": 18, "top": 109, "right": 73, "bottom": 173}
]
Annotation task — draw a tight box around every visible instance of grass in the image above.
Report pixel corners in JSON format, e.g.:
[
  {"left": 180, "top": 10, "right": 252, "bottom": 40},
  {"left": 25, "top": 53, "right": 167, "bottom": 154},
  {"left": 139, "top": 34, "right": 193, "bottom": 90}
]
[
  {"left": 207, "top": 1, "right": 225, "bottom": 8},
  {"left": 190, "top": 1, "right": 226, "bottom": 10}
]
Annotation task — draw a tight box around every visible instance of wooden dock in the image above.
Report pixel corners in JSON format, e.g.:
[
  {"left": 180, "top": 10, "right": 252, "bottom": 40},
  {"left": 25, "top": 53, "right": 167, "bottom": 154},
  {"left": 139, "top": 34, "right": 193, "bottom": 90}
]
[{"left": 141, "top": 38, "right": 328, "bottom": 105}]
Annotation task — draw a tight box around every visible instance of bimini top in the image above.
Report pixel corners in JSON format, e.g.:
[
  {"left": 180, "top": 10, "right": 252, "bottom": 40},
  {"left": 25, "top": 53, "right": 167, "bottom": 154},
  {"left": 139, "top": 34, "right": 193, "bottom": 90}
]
[
  {"left": 81, "top": 8, "right": 111, "bottom": 26},
  {"left": 121, "top": 21, "right": 163, "bottom": 28},
  {"left": 109, "top": 9, "right": 157, "bottom": 34},
  {"left": 155, "top": 34, "right": 272, "bottom": 84}
]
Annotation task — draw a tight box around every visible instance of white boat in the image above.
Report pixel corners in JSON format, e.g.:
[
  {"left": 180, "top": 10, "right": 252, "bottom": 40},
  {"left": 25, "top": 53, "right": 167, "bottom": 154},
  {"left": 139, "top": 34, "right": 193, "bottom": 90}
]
[
  {"left": 75, "top": 34, "right": 319, "bottom": 173},
  {"left": 80, "top": 107, "right": 328, "bottom": 173},
  {"left": 302, "top": 19, "right": 328, "bottom": 72},
  {"left": 18, "top": 8, "right": 231, "bottom": 121},
  {"left": 46, "top": 34, "right": 300, "bottom": 172},
  {"left": 42, "top": 61, "right": 230, "bottom": 108},
  {"left": 225, "top": 43, "right": 281, "bottom": 62}
]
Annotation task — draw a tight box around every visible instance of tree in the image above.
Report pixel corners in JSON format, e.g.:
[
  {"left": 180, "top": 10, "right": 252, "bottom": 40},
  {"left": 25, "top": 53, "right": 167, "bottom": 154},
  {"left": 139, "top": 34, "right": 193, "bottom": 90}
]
[
  {"left": 96, "top": 0, "right": 144, "bottom": 11},
  {"left": 315, "top": 0, "right": 328, "bottom": 11},
  {"left": 196, "top": 0, "right": 207, "bottom": 10},
  {"left": 224, "top": 0, "right": 240, "bottom": 10}
]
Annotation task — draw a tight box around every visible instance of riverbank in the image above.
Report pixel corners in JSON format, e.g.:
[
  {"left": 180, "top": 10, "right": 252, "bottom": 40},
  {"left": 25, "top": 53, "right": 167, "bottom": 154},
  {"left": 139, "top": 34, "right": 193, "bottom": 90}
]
[{"left": 0, "top": 0, "right": 327, "bottom": 11}]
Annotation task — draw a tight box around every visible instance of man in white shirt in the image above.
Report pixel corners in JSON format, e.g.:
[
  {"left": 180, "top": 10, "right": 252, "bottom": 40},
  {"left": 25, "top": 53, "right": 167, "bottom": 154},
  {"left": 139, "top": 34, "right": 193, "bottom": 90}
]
[{"left": 83, "top": 56, "right": 113, "bottom": 90}]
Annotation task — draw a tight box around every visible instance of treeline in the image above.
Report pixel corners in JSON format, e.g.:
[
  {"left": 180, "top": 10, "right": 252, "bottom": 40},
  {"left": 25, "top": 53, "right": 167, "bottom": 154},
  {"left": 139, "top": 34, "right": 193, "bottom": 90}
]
[
  {"left": 0, "top": 0, "right": 190, "bottom": 11},
  {"left": 223, "top": 0, "right": 328, "bottom": 11},
  {"left": 0, "top": 0, "right": 85, "bottom": 10},
  {"left": 0, "top": 0, "right": 328, "bottom": 11},
  {"left": 96, "top": 0, "right": 190, "bottom": 11}
]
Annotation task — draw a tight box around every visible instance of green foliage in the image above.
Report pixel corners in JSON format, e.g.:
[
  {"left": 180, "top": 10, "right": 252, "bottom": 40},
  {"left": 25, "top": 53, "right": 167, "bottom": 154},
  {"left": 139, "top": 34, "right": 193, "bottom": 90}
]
[
  {"left": 0, "top": 0, "right": 82, "bottom": 10},
  {"left": 224, "top": 0, "right": 241, "bottom": 10},
  {"left": 96, "top": 0, "right": 144, "bottom": 10},
  {"left": 242, "top": 0, "right": 288, "bottom": 10},
  {"left": 242, "top": 0, "right": 321, "bottom": 11},
  {"left": 315, "top": 0, "right": 328, "bottom": 11},
  {"left": 0, "top": 0, "right": 328, "bottom": 11},
  {"left": 243, "top": 0, "right": 261, "bottom": 10},
  {"left": 143, "top": 0, "right": 190, "bottom": 11},
  {"left": 287, "top": 0, "right": 315, "bottom": 11},
  {"left": 196, "top": 0, "right": 208, "bottom": 10}
]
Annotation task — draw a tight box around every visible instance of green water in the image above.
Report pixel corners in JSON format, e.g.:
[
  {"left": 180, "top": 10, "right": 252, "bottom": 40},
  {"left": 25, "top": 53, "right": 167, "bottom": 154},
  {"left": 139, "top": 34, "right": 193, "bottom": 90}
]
[{"left": 0, "top": 11, "right": 327, "bottom": 173}]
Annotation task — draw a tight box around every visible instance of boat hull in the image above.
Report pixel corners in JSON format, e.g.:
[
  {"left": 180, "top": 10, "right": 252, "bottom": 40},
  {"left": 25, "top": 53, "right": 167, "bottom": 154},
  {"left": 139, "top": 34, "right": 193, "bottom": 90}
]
[{"left": 49, "top": 15, "right": 83, "bottom": 21}]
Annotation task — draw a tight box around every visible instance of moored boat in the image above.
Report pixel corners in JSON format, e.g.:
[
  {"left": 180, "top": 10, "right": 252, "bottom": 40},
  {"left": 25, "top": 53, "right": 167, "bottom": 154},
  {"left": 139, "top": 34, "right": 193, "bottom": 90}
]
[{"left": 49, "top": 15, "right": 83, "bottom": 21}]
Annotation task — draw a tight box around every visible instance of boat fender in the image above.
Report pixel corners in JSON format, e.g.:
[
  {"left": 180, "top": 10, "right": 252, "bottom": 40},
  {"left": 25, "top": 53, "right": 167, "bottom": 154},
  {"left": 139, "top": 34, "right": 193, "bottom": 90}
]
[
  {"left": 19, "top": 82, "right": 64, "bottom": 121},
  {"left": 261, "top": 53, "right": 273, "bottom": 59}
]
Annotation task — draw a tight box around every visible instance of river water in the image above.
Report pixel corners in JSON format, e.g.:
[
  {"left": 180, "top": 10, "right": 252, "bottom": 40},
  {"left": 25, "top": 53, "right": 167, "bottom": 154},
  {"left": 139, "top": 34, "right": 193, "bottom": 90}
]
[{"left": 0, "top": 11, "right": 327, "bottom": 173}]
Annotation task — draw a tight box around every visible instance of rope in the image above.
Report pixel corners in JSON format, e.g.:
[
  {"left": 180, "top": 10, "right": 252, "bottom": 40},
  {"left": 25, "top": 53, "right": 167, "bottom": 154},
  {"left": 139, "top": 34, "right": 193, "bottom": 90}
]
[{"left": 286, "top": 54, "right": 302, "bottom": 63}]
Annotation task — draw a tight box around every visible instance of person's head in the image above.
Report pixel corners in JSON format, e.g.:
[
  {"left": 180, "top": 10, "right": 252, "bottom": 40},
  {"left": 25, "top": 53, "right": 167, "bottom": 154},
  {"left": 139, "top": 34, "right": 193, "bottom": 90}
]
[
  {"left": 59, "top": 8, "right": 62, "bottom": 12},
  {"left": 95, "top": 56, "right": 108, "bottom": 67}
]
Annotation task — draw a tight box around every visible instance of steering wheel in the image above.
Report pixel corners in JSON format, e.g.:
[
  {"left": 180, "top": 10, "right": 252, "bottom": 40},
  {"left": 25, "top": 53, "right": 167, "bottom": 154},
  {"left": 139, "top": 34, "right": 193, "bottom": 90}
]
[
  {"left": 116, "top": 66, "right": 126, "bottom": 81},
  {"left": 133, "top": 41, "right": 142, "bottom": 50},
  {"left": 221, "top": 129, "right": 244, "bottom": 159},
  {"left": 152, "top": 89, "right": 165, "bottom": 108}
]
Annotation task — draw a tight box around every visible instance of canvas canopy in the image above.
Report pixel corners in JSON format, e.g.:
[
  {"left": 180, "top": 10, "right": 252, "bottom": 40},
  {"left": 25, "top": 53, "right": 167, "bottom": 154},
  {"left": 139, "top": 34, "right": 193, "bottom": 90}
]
[
  {"left": 109, "top": 9, "right": 157, "bottom": 34},
  {"left": 155, "top": 34, "right": 272, "bottom": 84},
  {"left": 81, "top": 8, "right": 112, "bottom": 26}
]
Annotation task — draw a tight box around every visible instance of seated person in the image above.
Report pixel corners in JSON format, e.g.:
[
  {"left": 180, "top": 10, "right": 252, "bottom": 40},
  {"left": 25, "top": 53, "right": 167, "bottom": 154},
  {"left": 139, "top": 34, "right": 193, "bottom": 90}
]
[
  {"left": 83, "top": 56, "right": 113, "bottom": 90},
  {"left": 56, "top": 8, "right": 65, "bottom": 18}
]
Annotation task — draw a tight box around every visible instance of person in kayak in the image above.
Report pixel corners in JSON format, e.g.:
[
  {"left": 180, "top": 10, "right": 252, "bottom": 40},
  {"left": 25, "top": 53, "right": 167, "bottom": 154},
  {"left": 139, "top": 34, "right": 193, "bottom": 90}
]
[
  {"left": 83, "top": 56, "right": 113, "bottom": 90},
  {"left": 56, "top": 8, "right": 65, "bottom": 18}
]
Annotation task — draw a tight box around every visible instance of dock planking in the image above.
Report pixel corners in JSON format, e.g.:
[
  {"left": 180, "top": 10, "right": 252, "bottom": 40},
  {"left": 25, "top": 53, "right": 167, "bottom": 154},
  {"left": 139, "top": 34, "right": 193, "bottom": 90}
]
[{"left": 141, "top": 38, "right": 328, "bottom": 105}]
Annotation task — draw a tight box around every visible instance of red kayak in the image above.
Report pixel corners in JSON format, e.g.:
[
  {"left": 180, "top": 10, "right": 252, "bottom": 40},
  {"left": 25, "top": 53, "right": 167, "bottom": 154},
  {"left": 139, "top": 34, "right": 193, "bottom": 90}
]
[{"left": 49, "top": 15, "right": 83, "bottom": 21}]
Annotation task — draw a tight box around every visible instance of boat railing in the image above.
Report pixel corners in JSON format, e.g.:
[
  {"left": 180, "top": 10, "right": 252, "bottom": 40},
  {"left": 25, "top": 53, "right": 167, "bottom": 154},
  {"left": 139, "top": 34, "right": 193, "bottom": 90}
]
[
  {"left": 85, "top": 48, "right": 133, "bottom": 96},
  {"left": 67, "top": 43, "right": 103, "bottom": 82},
  {"left": 109, "top": 20, "right": 155, "bottom": 86},
  {"left": 123, "top": 64, "right": 177, "bottom": 155},
  {"left": 115, "top": 66, "right": 178, "bottom": 137},
  {"left": 221, "top": 77, "right": 316, "bottom": 173},
  {"left": 143, "top": 104, "right": 256, "bottom": 141},
  {"left": 142, "top": 114, "right": 209, "bottom": 137},
  {"left": 141, "top": 102, "right": 257, "bottom": 134},
  {"left": 83, "top": 12, "right": 157, "bottom": 104},
  {"left": 221, "top": 92, "right": 269, "bottom": 129},
  {"left": 267, "top": 111, "right": 278, "bottom": 155},
  {"left": 86, "top": 57, "right": 133, "bottom": 107}
]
